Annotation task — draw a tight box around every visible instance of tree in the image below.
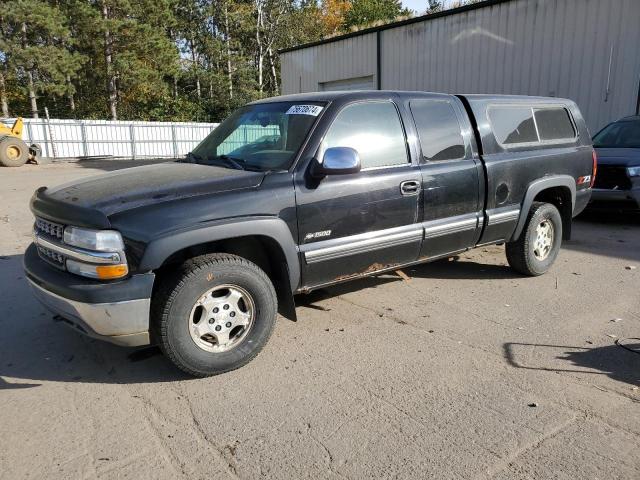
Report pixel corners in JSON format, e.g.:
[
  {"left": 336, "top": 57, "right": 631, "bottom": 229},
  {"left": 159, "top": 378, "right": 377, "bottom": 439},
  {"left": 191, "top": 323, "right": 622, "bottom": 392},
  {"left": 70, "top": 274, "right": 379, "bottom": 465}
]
[
  {"left": 0, "top": 0, "right": 328, "bottom": 121},
  {"left": 174, "top": 0, "right": 207, "bottom": 100},
  {"left": 320, "top": 0, "right": 351, "bottom": 34},
  {"left": 1, "top": 0, "right": 85, "bottom": 118},
  {"left": 343, "top": 0, "right": 410, "bottom": 30},
  {"left": 0, "top": 19, "right": 11, "bottom": 117},
  {"left": 426, "top": 0, "right": 442, "bottom": 14},
  {"left": 254, "top": 0, "right": 294, "bottom": 95},
  {"left": 0, "top": 68, "right": 9, "bottom": 117},
  {"left": 72, "top": 0, "right": 179, "bottom": 120}
]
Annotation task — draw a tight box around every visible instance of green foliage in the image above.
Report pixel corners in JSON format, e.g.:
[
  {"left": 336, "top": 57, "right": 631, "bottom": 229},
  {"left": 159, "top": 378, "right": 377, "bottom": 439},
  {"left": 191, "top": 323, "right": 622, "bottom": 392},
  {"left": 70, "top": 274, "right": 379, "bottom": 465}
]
[
  {"left": 426, "top": 0, "right": 443, "bottom": 14},
  {"left": 1, "top": 0, "right": 87, "bottom": 111},
  {"left": 0, "top": 0, "right": 413, "bottom": 121},
  {"left": 343, "top": 0, "right": 410, "bottom": 29}
]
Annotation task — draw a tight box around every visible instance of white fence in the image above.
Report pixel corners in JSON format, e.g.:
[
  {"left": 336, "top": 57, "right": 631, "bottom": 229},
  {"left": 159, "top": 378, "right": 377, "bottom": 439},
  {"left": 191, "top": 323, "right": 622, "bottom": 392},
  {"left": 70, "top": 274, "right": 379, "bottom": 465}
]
[{"left": 1, "top": 118, "right": 220, "bottom": 159}]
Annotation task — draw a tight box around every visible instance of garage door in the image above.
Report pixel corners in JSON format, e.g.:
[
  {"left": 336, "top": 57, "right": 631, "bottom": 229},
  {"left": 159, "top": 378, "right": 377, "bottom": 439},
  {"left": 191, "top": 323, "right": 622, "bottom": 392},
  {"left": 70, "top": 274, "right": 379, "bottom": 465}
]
[{"left": 319, "top": 75, "right": 375, "bottom": 91}]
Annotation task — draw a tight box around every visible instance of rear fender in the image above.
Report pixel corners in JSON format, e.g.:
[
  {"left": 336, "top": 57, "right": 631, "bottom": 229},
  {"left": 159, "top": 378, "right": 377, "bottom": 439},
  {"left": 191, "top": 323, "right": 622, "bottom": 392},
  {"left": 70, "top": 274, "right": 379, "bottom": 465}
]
[{"left": 511, "top": 175, "right": 576, "bottom": 241}]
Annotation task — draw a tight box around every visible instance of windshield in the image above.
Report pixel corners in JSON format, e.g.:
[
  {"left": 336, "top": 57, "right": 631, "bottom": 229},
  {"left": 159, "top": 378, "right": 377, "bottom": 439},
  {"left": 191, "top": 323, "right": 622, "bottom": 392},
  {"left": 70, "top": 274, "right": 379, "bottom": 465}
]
[
  {"left": 187, "top": 101, "right": 325, "bottom": 171},
  {"left": 593, "top": 120, "right": 640, "bottom": 148}
]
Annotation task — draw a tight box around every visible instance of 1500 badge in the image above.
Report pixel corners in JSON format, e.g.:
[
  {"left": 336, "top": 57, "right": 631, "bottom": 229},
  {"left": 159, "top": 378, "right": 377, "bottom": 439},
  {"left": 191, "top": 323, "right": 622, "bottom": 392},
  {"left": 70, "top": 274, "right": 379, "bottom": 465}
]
[{"left": 304, "top": 230, "right": 332, "bottom": 241}]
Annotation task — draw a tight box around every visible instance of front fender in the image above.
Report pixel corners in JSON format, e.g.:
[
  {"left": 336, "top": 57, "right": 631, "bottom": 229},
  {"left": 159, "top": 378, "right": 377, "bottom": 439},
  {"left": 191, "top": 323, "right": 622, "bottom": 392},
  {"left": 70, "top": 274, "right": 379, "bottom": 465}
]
[{"left": 138, "top": 216, "right": 300, "bottom": 291}]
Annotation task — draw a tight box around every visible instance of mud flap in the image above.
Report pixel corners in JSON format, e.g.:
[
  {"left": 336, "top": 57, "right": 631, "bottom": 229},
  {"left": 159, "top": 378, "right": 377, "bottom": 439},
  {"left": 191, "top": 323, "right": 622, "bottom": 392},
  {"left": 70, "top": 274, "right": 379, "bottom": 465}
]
[{"left": 275, "top": 261, "right": 297, "bottom": 322}]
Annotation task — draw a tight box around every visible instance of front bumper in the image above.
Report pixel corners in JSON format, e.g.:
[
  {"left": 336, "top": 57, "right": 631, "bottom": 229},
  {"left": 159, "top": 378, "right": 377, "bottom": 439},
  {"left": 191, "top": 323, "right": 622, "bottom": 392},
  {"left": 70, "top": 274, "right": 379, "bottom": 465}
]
[
  {"left": 589, "top": 188, "right": 640, "bottom": 210},
  {"left": 28, "top": 279, "right": 150, "bottom": 346},
  {"left": 24, "top": 244, "right": 154, "bottom": 347}
]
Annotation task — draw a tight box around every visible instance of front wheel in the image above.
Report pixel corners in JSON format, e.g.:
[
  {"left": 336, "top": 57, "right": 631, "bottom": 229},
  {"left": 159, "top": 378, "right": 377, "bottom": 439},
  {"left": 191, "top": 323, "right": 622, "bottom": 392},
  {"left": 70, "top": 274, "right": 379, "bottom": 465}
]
[
  {"left": 153, "top": 253, "right": 277, "bottom": 377},
  {"left": 505, "top": 202, "right": 563, "bottom": 276},
  {"left": 0, "top": 135, "right": 29, "bottom": 167}
]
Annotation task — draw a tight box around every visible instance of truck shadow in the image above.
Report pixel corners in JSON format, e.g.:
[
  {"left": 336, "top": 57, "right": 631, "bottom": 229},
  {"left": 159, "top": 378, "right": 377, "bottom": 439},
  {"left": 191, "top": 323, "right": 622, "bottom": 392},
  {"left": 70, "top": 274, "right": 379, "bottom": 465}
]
[
  {"left": 577, "top": 208, "right": 640, "bottom": 225},
  {"left": 565, "top": 210, "right": 640, "bottom": 263},
  {"left": 407, "top": 257, "right": 520, "bottom": 280},
  {"left": 502, "top": 341, "right": 640, "bottom": 390},
  {"left": 2, "top": 248, "right": 525, "bottom": 386},
  {"left": 0, "top": 253, "right": 188, "bottom": 387},
  {"left": 297, "top": 257, "right": 521, "bottom": 305},
  {"left": 7, "top": 241, "right": 631, "bottom": 387}
]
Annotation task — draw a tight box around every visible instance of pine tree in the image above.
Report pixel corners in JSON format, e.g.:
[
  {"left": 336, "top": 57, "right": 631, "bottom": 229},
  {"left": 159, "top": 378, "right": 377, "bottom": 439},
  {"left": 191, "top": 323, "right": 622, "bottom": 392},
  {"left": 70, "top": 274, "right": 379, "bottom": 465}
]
[
  {"left": 427, "top": 0, "right": 443, "bottom": 14},
  {"left": 1, "top": 0, "right": 85, "bottom": 118},
  {"left": 1, "top": 0, "right": 328, "bottom": 120},
  {"left": 68, "top": 0, "right": 179, "bottom": 120}
]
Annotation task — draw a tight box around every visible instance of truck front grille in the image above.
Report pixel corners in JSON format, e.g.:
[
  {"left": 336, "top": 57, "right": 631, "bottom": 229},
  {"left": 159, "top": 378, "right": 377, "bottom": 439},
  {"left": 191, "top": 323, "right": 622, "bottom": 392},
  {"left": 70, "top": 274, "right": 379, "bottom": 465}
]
[
  {"left": 35, "top": 217, "right": 65, "bottom": 241},
  {"left": 34, "top": 217, "right": 66, "bottom": 268},
  {"left": 594, "top": 165, "right": 632, "bottom": 190},
  {"left": 37, "top": 244, "right": 65, "bottom": 268}
]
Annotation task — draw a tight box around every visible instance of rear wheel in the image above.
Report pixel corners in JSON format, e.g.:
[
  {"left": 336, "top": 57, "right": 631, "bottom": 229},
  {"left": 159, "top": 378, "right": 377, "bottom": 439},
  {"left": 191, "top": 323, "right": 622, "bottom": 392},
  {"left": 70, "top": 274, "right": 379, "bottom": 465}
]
[
  {"left": 153, "top": 253, "right": 277, "bottom": 377},
  {"left": 0, "top": 136, "right": 29, "bottom": 167},
  {"left": 506, "top": 202, "right": 562, "bottom": 276}
]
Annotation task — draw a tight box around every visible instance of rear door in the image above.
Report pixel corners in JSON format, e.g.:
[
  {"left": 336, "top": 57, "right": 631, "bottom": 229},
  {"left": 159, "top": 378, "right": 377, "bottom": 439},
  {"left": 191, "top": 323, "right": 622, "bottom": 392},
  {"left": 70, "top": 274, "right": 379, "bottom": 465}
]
[
  {"left": 407, "top": 96, "right": 483, "bottom": 259},
  {"left": 294, "top": 99, "right": 422, "bottom": 288}
]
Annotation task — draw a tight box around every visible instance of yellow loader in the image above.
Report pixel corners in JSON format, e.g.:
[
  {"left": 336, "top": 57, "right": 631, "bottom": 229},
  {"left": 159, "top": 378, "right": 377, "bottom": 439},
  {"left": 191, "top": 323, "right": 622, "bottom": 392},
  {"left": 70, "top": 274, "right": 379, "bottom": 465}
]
[{"left": 0, "top": 118, "right": 41, "bottom": 167}]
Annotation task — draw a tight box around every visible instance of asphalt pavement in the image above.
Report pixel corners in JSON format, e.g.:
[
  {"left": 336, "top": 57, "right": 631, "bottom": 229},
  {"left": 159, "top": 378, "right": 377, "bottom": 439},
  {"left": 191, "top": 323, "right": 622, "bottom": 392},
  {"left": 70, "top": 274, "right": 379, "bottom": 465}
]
[{"left": 1, "top": 160, "right": 639, "bottom": 479}]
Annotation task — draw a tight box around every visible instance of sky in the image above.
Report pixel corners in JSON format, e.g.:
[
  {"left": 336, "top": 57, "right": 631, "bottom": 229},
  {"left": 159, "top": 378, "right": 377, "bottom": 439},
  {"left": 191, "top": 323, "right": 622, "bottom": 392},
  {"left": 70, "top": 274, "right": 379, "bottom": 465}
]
[
  {"left": 402, "top": 0, "right": 427, "bottom": 14},
  {"left": 402, "top": 0, "right": 456, "bottom": 15}
]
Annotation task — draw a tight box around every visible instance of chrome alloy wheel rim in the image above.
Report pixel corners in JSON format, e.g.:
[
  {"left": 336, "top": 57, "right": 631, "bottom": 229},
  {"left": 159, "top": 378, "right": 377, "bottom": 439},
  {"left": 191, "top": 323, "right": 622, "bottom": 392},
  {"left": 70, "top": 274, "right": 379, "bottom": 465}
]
[
  {"left": 533, "top": 219, "right": 554, "bottom": 261},
  {"left": 188, "top": 284, "right": 255, "bottom": 353}
]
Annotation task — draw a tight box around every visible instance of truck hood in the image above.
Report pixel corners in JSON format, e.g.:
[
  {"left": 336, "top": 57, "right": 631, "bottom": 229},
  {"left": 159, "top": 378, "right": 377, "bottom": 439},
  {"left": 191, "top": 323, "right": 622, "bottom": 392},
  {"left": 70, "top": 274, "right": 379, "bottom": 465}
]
[
  {"left": 31, "top": 162, "right": 265, "bottom": 227},
  {"left": 594, "top": 147, "right": 640, "bottom": 167}
]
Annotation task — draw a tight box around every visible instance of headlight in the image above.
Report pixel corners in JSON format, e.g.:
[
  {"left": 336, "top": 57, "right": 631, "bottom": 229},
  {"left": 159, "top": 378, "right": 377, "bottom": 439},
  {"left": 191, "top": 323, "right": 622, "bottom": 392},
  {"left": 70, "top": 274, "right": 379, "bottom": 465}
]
[
  {"left": 627, "top": 166, "right": 640, "bottom": 177},
  {"left": 64, "top": 227, "right": 124, "bottom": 251},
  {"left": 62, "top": 227, "right": 128, "bottom": 279}
]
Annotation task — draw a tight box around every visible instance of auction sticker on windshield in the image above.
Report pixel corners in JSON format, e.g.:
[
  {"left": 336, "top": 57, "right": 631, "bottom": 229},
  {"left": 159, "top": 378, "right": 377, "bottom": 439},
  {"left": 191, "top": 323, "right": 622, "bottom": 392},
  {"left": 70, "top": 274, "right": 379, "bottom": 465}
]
[{"left": 286, "top": 105, "right": 323, "bottom": 116}]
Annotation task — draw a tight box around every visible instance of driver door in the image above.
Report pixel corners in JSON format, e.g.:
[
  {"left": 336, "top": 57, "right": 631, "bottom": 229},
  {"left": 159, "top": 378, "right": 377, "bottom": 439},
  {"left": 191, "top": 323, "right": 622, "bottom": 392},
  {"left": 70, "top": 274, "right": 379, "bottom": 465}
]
[{"left": 294, "top": 100, "right": 423, "bottom": 289}]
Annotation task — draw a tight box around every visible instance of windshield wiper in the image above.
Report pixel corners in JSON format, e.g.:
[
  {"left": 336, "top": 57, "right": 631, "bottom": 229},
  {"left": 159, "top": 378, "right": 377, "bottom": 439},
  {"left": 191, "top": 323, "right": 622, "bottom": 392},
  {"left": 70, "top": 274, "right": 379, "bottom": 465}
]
[
  {"left": 182, "top": 151, "right": 203, "bottom": 163},
  {"left": 215, "top": 155, "right": 246, "bottom": 170},
  {"left": 183, "top": 152, "right": 264, "bottom": 171},
  {"left": 184, "top": 152, "right": 246, "bottom": 170}
]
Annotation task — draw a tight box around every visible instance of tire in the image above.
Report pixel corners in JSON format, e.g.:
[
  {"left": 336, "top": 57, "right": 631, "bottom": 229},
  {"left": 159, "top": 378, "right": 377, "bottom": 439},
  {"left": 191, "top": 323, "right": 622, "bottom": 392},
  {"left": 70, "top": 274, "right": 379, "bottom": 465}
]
[
  {"left": 0, "top": 136, "right": 29, "bottom": 167},
  {"left": 152, "top": 253, "right": 278, "bottom": 377},
  {"left": 29, "top": 143, "right": 42, "bottom": 162},
  {"left": 505, "top": 202, "right": 563, "bottom": 276}
]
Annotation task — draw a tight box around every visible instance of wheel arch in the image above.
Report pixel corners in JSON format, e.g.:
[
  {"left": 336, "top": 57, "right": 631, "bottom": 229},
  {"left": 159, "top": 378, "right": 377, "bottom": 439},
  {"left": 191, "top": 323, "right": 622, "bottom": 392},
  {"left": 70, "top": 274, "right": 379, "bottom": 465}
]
[
  {"left": 141, "top": 218, "right": 300, "bottom": 320},
  {"left": 511, "top": 176, "right": 576, "bottom": 242}
]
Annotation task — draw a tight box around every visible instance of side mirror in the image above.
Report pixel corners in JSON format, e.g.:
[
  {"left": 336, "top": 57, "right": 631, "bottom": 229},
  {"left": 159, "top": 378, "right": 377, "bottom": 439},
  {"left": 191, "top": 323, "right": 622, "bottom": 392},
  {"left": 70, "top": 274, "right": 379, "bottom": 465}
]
[{"left": 313, "top": 147, "right": 361, "bottom": 177}]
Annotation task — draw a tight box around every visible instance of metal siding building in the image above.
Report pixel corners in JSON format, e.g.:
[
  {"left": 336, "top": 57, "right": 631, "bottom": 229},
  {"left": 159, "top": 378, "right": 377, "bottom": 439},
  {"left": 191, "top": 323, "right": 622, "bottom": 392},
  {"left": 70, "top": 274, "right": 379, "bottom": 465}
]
[{"left": 280, "top": 0, "right": 640, "bottom": 133}]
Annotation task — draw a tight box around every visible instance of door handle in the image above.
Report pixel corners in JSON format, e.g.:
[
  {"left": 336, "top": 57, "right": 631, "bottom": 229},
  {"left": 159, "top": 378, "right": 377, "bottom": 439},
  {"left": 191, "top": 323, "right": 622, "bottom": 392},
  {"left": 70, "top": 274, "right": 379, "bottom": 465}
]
[{"left": 400, "top": 180, "right": 421, "bottom": 196}]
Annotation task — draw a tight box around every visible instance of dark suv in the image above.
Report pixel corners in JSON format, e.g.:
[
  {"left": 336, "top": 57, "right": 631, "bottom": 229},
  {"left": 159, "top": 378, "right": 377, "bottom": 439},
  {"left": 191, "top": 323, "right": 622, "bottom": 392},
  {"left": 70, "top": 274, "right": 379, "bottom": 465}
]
[
  {"left": 591, "top": 115, "right": 640, "bottom": 210},
  {"left": 25, "top": 91, "right": 595, "bottom": 376}
]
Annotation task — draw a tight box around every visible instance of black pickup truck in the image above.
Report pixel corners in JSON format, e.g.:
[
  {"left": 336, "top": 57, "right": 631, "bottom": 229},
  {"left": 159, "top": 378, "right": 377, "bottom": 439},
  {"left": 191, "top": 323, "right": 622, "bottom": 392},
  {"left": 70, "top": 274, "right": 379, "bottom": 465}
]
[{"left": 25, "top": 91, "right": 595, "bottom": 376}]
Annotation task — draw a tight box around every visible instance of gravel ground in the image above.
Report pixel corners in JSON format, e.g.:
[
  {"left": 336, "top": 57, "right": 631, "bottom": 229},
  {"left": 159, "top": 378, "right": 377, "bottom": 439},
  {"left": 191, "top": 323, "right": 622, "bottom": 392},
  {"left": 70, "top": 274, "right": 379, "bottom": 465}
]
[{"left": 1, "top": 160, "right": 639, "bottom": 479}]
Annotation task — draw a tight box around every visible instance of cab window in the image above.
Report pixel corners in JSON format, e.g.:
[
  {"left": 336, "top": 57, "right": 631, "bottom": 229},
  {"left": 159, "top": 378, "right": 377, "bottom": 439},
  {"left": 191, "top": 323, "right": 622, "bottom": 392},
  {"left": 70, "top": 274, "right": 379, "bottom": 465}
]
[
  {"left": 410, "top": 100, "right": 465, "bottom": 161},
  {"left": 322, "top": 102, "right": 409, "bottom": 169}
]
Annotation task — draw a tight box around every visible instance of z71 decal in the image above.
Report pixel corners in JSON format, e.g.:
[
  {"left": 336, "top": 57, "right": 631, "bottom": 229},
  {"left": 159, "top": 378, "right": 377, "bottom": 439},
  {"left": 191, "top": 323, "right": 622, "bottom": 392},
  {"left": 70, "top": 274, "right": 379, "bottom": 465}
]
[{"left": 577, "top": 175, "right": 591, "bottom": 185}]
